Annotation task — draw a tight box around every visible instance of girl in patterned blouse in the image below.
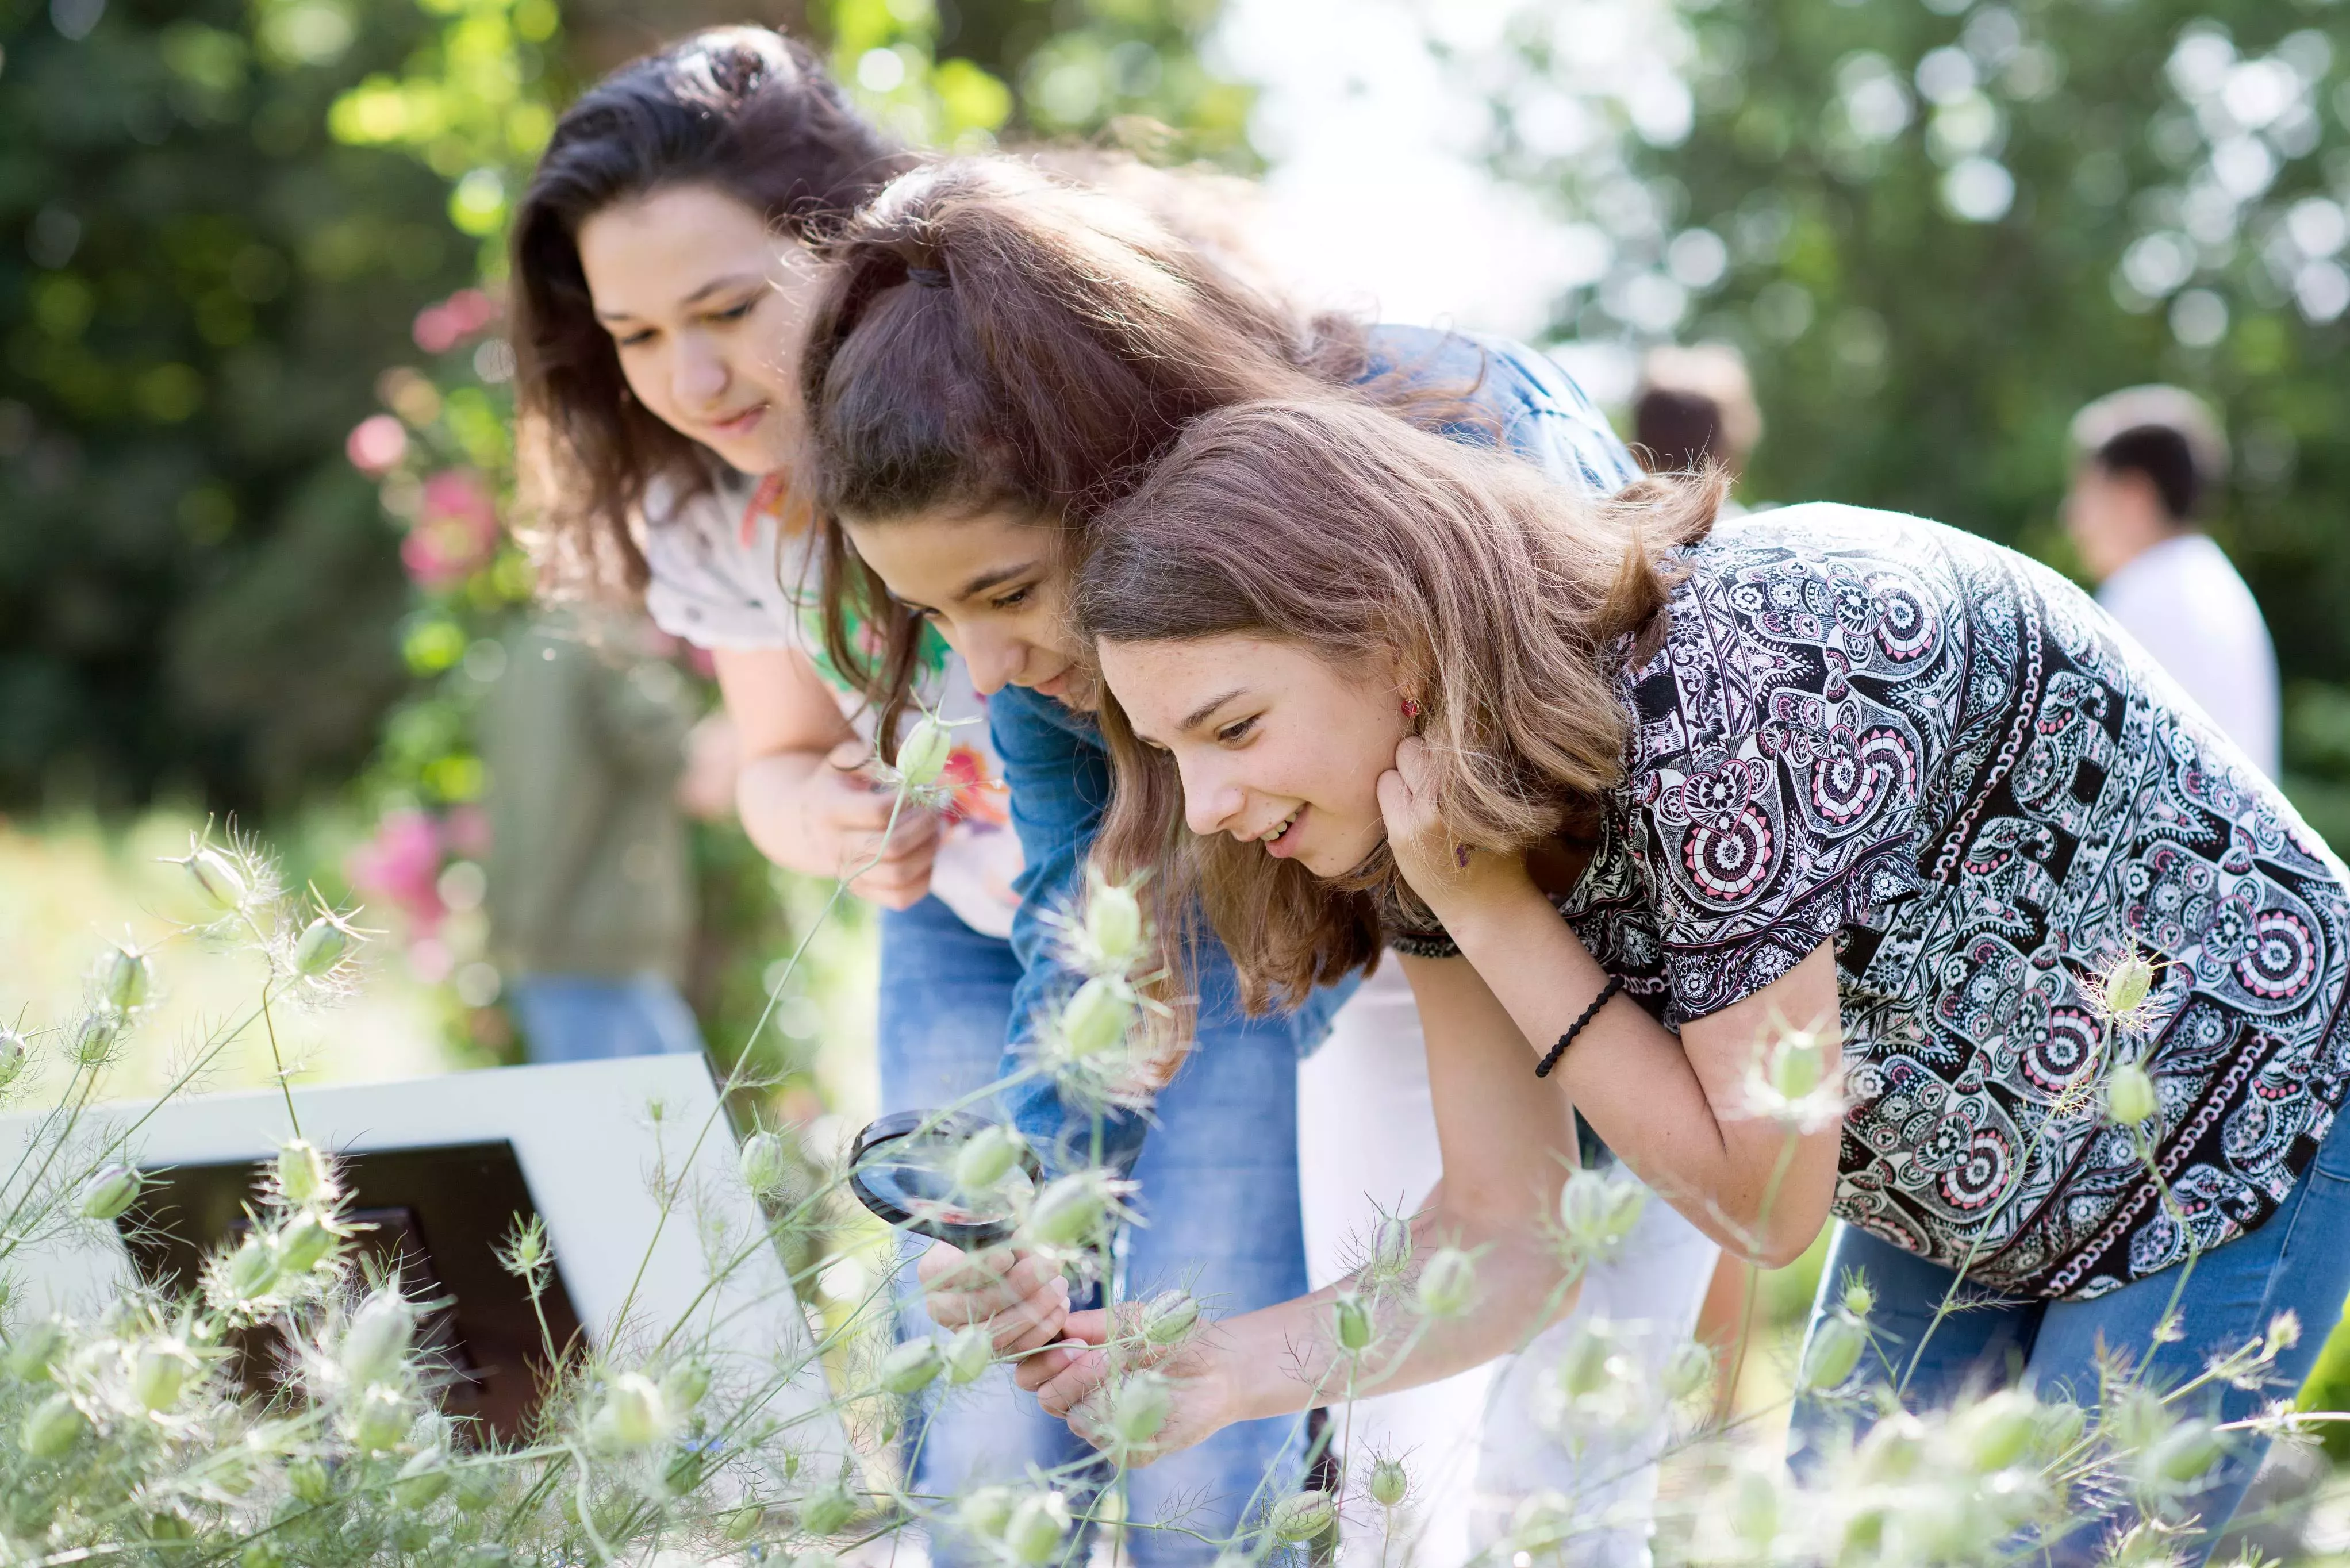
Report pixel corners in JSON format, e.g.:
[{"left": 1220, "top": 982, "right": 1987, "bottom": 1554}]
[{"left": 1028, "top": 397, "right": 2350, "bottom": 1565}]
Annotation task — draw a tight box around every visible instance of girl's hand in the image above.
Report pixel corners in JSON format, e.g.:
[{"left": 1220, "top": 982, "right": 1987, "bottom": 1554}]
[
  {"left": 916, "top": 1243, "right": 1070, "bottom": 1354},
  {"left": 793, "top": 740, "right": 943, "bottom": 908},
  {"left": 1015, "top": 1308, "right": 1233, "bottom": 1467},
  {"left": 1377, "top": 735, "right": 1537, "bottom": 924}
]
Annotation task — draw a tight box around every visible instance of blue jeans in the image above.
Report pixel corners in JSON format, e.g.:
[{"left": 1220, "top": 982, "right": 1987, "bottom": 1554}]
[
  {"left": 508, "top": 973, "right": 705, "bottom": 1064},
  {"left": 878, "top": 897, "right": 1308, "bottom": 1565},
  {"left": 1790, "top": 1108, "right": 2350, "bottom": 1566}
]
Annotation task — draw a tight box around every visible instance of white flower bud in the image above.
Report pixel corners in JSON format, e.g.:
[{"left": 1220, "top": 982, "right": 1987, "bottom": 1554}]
[
  {"left": 339, "top": 1293, "right": 414, "bottom": 1388},
  {"left": 594, "top": 1372, "right": 669, "bottom": 1451},
  {"left": 2106, "top": 1063, "right": 2157, "bottom": 1127},
  {"left": 953, "top": 1124, "right": 1024, "bottom": 1193},
  {"left": 897, "top": 717, "right": 953, "bottom": 789},
  {"left": 879, "top": 1338, "right": 943, "bottom": 1396},
  {"left": 1084, "top": 881, "right": 1143, "bottom": 969},
  {"left": 1417, "top": 1248, "right": 1477, "bottom": 1319},
  {"left": 1058, "top": 977, "right": 1134, "bottom": 1059},
  {"left": 102, "top": 944, "right": 151, "bottom": 1012},
  {"left": 80, "top": 1163, "right": 141, "bottom": 1220}
]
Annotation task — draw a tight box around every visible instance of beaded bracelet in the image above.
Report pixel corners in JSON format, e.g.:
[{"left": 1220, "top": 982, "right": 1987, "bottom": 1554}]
[{"left": 1535, "top": 975, "right": 1623, "bottom": 1079}]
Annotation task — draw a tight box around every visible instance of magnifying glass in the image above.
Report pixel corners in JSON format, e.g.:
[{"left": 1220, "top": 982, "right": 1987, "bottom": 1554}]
[{"left": 848, "top": 1109, "right": 1041, "bottom": 1250}]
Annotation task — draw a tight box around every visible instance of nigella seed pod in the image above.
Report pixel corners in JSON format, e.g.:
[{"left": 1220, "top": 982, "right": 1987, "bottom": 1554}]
[
  {"left": 896, "top": 717, "right": 953, "bottom": 789},
  {"left": 1416, "top": 1248, "right": 1477, "bottom": 1319},
  {"left": 277, "top": 1139, "right": 331, "bottom": 1206},
  {"left": 1661, "top": 1340, "right": 1717, "bottom": 1401},
  {"left": 1373, "top": 1215, "right": 1413, "bottom": 1275},
  {"left": 21, "top": 1392, "right": 85, "bottom": 1459},
  {"left": 1729, "top": 1466, "right": 1778, "bottom": 1545},
  {"left": 1955, "top": 1389, "right": 2040, "bottom": 1474},
  {"left": 275, "top": 1211, "right": 336, "bottom": 1276},
  {"left": 1369, "top": 1456, "right": 1410, "bottom": 1508},
  {"left": 80, "top": 1163, "right": 141, "bottom": 1220},
  {"left": 944, "top": 1324, "right": 993, "bottom": 1385},
  {"left": 5, "top": 1319, "right": 67, "bottom": 1382},
  {"left": 1841, "top": 1277, "right": 1876, "bottom": 1318},
  {"left": 2148, "top": 1420, "right": 2225, "bottom": 1485},
  {"left": 2106, "top": 1063, "right": 2158, "bottom": 1126},
  {"left": 0, "top": 1027, "right": 28, "bottom": 1089},
  {"left": 226, "top": 1233, "right": 282, "bottom": 1301},
  {"left": 739, "top": 1129, "right": 791, "bottom": 1198},
  {"left": 292, "top": 918, "right": 349, "bottom": 979},
  {"left": 958, "top": 1484, "right": 1016, "bottom": 1538},
  {"left": 187, "top": 846, "right": 248, "bottom": 912},
  {"left": 1022, "top": 1174, "right": 1109, "bottom": 1250},
  {"left": 1271, "top": 1489, "right": 1337, "bottom": 1543},
  {"left": 393, "top": 1447, "right": 451, "bottom": 1507},
  {"left": 1084, "top": 881, "right": 1143, "bottom": 969},
  {"left": 1058, "top": 977, "right": 1134, "bottom": 1059},
  {"left": 660, "top": 1359, "right": 712, "bottom": 1412},
  {"left": 102, "top": 944, "right": 151, "bottom": 1012},
  {"left": 801, "top": 1484, "right": 859, "bottom": 1538},
  {"left": 1556, "top": 1327, "right": 1614, "bottom": 1399},
  {"left": 1138, "top": 1290, "right": 1199, "bottom": 1346},
  {"left": 721, "top": 1505, "right": 767, "bottom": 1543},
  {"left": 1767, "top": 1030, "right": 1826, "bottom": 1100},
  {"left": 240, "top": 1538, "right": 285, "bottom": 1568},
  {"left": 339, "top": 1293, "right": 414, "bottom": 1388},
  {"left": 2106, "top": 952, "right": 2157, "bottom": 1018},
  {"left": 1003, "top": 1491, "right": 1073, "bottom": 1565},
  {"left": 72, "top": 1010, "right": 122, "bottom": 1066},
  {"left": 1558, "top": 1168, "right": 1611, "bottom": 1244},
  {"left": 1109, "top": 1372, "right": 1172, "bottom": 1446},
  {"left": 953, "top": 1124, "right": 1024, "bottom": 1193},
  {"left": 286, "top": 1455, "right": 333, "bottom": 1504},
  {"left": 1332, "top": 1294, "right": 1373, "bottom": 1353},
  {"left": 879, "top": 1338, "right": 943, "bottom": 1396},
  {"left": 1800, "top": 1309, "right": 1867, "bottom": 1392},
  {"left": 135, "top": 1339, "right": 195, "bottom": 1412},
  {"left": 596, "top": 1372, "right": 669, "bottom": 1451},
  {"left": 350, "top": 1383, "right": 411, "bottom": 1453}
]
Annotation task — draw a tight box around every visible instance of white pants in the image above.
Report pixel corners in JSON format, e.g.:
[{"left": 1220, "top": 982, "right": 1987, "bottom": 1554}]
[{"left": 1299, "top": 962, "right": 1719, "bottom": 1567}]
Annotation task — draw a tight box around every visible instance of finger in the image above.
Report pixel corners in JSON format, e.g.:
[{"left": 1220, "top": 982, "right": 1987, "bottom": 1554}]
[
  {"left": 1031, "top": 1346, "right": 1109, "bottom": 1418},
  {"left": 1011, "top": 1340, "right": 1086, "bottom": 1394},
  {"left": 987, "top": 1290, "right": 1072, "bottom": 1356},
  {"left": 1055, "top": 1308, "right": 1111, "bottom": 1346}
]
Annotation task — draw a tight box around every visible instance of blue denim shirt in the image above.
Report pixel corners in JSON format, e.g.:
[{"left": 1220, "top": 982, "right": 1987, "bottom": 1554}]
[{"left": 994, "top": 325, "right": 1641, "bottom": 1171}]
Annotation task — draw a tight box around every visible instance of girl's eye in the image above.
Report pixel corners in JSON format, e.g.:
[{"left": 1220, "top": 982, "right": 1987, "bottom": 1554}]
[
  {"left": 989, "top": 584, "right": 1034, "bottom": 612},
  {"left": 1216, "top": 716, "right": 1258, "bottom": 745},
  {"left": 709, "top": 299, "right": 756, "bottom": 324},
  {"left": 614, "top": 328, "right": 655, "bottom": 349}
]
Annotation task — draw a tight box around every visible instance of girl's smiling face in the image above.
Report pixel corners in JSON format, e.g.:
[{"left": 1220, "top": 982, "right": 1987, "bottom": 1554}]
[
  {"left": 576, "top": 183, "right": 820, "bottom": 475},
  {"left": 842, "top": 505, "right": 1082, "bottom": 701},
  {"left": 1096, "top": 633, "right": 1410, "bottom": 878}
]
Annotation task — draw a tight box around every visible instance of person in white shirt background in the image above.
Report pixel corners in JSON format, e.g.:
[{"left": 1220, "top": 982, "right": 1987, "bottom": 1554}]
[{"left": 2064, "top": 385, "right": 2281, "bottom": 778}]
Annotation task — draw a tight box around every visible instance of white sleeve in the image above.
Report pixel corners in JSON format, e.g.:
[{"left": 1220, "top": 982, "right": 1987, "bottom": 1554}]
[
  {"left": 637, "top": 481, "right": 804, "bottom": 652},
  {"left": 2098, "top": 544, "right": 2282, "bottom": 778}
]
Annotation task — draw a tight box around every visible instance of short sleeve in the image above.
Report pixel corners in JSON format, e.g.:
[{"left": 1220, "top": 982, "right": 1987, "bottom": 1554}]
[{"left": 638, "top": 478, "right": 802, "bottom": 651}]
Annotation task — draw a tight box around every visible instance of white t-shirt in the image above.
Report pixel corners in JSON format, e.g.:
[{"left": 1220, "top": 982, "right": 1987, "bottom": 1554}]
[
  {"left": 638, "top": 469, "right": 1023, "bottom": 937},
  {"left": 2096, "top": 531, "right": 2281, "bottom": 778}
]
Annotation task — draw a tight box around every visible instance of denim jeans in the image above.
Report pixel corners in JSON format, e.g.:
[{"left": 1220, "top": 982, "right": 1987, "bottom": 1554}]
[
  {"left": 878, "top": 896, "right": 1308, "bottom": 1565},
  {"left": 1790, "top": 1107, "right": 2350, "bottom": 1566},
  {"left": 507, "top": 973, "right": 705, "bottom": 1064}
]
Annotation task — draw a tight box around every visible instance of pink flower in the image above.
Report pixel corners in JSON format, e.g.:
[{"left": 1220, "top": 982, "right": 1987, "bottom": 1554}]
[
  {"left": 444, "top": 803, "right": 491, "bottom": 860},
  {"left": 345, "top": 809, "right": 447, "bottom": 932},
  {"left": 399, "top": 468, "right": 501, "bottom": 589},
  {"left": 346, "top": 414, "right": 408, "bottom": 475}
]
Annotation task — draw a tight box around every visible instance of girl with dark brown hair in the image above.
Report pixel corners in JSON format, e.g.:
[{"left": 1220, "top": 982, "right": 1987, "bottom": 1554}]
[
  {"left": 1058, "top": 396, "right": 2350, "bottom": 1566},
  {"left": 799, "top": 156, "right": 1723, "bottom": 1556}
]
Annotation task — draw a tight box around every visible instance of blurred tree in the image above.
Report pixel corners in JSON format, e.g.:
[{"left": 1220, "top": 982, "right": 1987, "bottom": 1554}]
[
  {"left": 1453, "top": 0, "right": 2350, "bottom": 841},
  {"left": 0, "top": 0, "right": 500, "bottom": 815}
]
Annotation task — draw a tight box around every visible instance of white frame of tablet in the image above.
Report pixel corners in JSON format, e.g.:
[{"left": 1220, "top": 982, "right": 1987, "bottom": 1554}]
[{"left": 1, "top": 1054, "right": 851, "bottom": 1467}]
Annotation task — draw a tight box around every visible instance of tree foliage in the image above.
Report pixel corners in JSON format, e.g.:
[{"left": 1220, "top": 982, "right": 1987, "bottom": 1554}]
[{"left": 1460, "top": 0, "right": 2350, "bottom": 840}]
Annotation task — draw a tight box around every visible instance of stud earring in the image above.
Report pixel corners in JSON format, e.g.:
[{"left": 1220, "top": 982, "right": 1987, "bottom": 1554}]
[{"left": 1400, "top": 697, "right": 1422, "bottom": 718}]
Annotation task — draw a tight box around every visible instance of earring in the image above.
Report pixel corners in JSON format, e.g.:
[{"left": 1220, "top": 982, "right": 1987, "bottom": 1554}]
[{"left": 1400, "top": 697, "right": 1422, "bottom": 718}]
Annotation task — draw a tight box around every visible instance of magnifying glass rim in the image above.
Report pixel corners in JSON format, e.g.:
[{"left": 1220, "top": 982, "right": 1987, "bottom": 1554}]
[{"left": 847, "top": 1108, "right": 1041, "bottom": 1247}]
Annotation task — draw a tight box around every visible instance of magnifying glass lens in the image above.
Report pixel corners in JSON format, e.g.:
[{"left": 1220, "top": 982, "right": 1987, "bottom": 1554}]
[{"left": 849, "top": 1110, "right": 1040, "bottom": 1249}]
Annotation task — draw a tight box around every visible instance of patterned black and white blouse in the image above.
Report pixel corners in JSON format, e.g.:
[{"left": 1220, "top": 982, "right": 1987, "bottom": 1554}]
[{"left": 1400, "top": 504, "right": 2350, "bottom": 1300}]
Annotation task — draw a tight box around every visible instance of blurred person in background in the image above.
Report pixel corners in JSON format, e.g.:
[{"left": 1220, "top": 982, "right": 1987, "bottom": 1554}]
[
  {"left": 1629, "top": 343, "right": 1761, "bottom": 505},
  {"left": 2065, "top": 385, "right": 2279, "bottom": 777},
  {"left": 485, "top": 609, "right": 715, "bottom": 1063}
]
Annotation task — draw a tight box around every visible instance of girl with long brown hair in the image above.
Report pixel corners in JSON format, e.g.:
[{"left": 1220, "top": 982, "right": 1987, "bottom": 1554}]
[
  {"left": 799, "top": 156, "right": 1721, "bottom": 1557},
  {"left": 1055, "top": 395, "right": 2350, "bottom": 1565}
]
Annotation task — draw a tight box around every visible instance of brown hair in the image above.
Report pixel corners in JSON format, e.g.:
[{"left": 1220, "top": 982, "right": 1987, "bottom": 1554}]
[
  {"left": 1073, "top": 398, "right": 1723, "bottom": 1011},
  {"left": 509, "top": 27, "right": 914, "bottom": 598},
  {"left": 794, "top": 156, "right": 1483, "bottom": 752}
]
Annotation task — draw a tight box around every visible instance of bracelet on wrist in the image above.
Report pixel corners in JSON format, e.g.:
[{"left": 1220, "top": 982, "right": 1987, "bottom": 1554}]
[{"left": 1535, "top": 975, "right": 1623, "bottom": 1079}]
